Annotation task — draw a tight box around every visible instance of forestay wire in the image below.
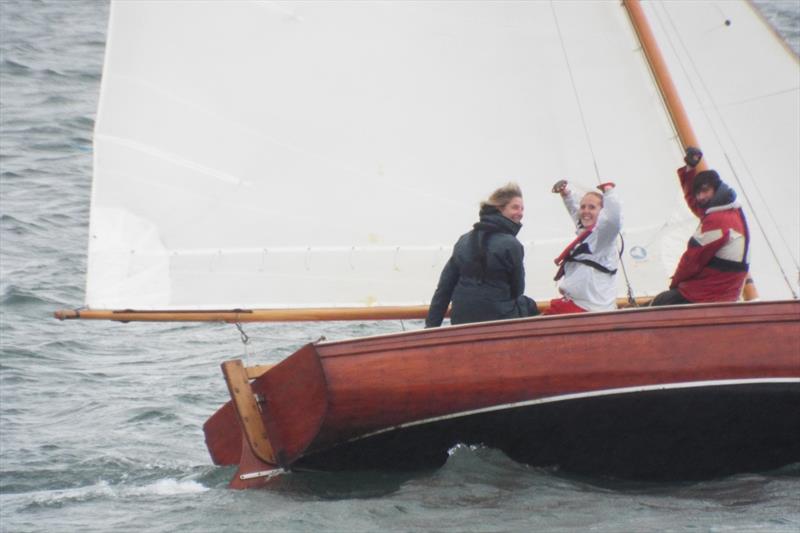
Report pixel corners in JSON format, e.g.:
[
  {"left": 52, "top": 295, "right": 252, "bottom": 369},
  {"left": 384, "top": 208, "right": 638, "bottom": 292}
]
[{"left": 551, "top": 2, "right": 638, "bottom": 306}]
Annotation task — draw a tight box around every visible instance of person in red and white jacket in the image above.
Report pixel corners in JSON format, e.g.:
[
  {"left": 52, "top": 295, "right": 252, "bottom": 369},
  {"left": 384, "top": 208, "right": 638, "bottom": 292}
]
[
  {"left": 651, "top": 147, "right": 750, "bottom": 306},
  {"left": 544, "top": 180, "right": 622, "bottom": 314}
]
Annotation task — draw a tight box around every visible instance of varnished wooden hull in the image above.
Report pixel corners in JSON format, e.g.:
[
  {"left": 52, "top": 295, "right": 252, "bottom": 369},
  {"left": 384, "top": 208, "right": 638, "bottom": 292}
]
[{"left": 204, "top": 301, "right": 800, "bottom": 488}]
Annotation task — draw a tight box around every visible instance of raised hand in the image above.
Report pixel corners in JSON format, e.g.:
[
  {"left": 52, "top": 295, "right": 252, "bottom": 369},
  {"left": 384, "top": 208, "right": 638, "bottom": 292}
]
[
  {"left": 684, "top": 146, "right": 703, "bottom": 168},
  {"left": 551, "top": 179, "right": 568, "bottom": 195}
]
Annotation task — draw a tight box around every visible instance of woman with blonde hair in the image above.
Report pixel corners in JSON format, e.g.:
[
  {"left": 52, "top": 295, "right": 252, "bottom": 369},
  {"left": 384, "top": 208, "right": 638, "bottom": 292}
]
[
  {"left": 426, "top": 182, "right": 538, "bottom": 327},
  {"left": 546, "top": 179, "right": 622, "bottom": 314}
]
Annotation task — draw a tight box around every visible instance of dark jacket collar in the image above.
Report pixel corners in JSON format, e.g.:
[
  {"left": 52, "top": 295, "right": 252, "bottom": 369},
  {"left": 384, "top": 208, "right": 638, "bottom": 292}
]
[
  {"left": 473, "top": 205, "right": 522, "bottom": 236},
  {"left": 707, "top": 182, "right": 737, "bottom": 209}
]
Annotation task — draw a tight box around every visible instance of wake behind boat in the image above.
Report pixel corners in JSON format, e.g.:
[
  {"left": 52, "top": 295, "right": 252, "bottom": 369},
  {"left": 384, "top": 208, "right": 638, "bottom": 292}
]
[{"left": 55, "top": 0, "right": 799, "bottom": 489}]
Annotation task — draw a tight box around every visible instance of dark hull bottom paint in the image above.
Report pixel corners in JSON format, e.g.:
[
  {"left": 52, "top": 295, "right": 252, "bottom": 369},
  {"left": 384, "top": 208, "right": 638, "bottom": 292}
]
[{"left": 294, "top": 383, "right": 800, "bottom": 481}]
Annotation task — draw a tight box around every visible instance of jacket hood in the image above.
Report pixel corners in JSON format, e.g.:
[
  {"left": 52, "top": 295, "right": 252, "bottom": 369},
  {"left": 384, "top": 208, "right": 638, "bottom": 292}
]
[
  {"left": 707, "top": 181, "right": 737, "bottom": 209},
  {"left": 475, "top": 206, "right": 522, "bottom": 236}
]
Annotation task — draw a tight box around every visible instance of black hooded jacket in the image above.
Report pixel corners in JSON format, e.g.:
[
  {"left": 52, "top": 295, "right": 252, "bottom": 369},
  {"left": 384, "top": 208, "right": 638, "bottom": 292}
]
[{"left": 425, "top": 206, "right": 536, "bottom": 327}]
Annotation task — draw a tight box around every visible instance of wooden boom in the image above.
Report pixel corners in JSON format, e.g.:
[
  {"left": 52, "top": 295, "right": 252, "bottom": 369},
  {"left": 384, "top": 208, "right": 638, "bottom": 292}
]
[{"left": 53, "top": 297, "right": 653, "bottom": 323}]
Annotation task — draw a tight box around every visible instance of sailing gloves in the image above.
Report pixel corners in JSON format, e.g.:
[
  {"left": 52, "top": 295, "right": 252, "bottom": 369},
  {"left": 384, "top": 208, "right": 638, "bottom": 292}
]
[
  {"left": 551, "top": 179, "right": 568, "bottom": 194},
  {"left": 551, "top": 179, "right": 614, "bottom": 194},
  {"left": 684, "top": 146, "right": 703, "bottom": 168}
]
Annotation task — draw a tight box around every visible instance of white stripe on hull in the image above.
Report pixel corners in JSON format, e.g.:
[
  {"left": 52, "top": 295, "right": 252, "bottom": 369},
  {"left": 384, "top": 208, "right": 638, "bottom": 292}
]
[{"left": 349, "top": 378, "right": 800, "bottom": 443}]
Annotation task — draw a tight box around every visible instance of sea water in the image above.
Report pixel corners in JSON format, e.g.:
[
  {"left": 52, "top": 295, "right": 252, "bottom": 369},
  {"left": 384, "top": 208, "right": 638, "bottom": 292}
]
[{"left": 1, "top": 1, "right": 799, "bottom": 532}]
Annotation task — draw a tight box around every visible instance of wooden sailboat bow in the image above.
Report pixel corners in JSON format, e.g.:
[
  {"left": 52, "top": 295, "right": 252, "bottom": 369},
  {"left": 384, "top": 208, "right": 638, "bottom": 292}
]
[{"left": 623, "top": 0, "right": 758, "bottom": 300}]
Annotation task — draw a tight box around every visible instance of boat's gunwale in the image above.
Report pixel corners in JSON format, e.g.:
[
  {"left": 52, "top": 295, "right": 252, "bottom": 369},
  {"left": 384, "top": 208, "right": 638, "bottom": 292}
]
[{"left": 315, "top": 300, "right": 799, "bottom": 357}]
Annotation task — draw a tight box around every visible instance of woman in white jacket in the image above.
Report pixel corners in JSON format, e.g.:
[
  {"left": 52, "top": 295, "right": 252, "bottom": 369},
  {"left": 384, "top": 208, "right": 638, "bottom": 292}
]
[{"left": 545, "top": 180, "right": 622, "bottom": 314}]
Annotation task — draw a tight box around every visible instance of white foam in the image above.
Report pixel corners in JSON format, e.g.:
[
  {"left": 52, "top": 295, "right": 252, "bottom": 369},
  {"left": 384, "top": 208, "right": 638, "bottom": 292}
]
[
  {"left": 123, "top": 478, "right": 209, "bottom": 496},
  {"left": 12, "top": 478, "right": 208, "bottom": 510},
  {"left": 16, "top": 480, "right": 116, "bottom": 509}
]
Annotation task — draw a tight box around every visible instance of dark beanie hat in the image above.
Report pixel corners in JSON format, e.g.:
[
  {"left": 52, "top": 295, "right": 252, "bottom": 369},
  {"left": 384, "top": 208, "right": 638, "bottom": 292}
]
[{"left": 692, "top": 170, "right": 721, "bottom": 194}]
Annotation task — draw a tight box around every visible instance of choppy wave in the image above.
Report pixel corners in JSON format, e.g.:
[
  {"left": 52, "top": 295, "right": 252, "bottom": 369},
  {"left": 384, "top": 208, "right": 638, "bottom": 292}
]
[
  {"left": 4, "top": 478, "right": 209, "bottom": 513},
  {"left": 1, "top": 58, "right": 33, "bottom": 74},
  {"left": 1, "top": 213, "right": 49, "bottom": 235},
  {"left": 127, "top": 408, "right": 180, "bottom": 425},
  {"left": 754, "top": 0, "right": 800, "bottom": 54},
  {"left": 0, "top": 284, "right": 53, "bottom": 307}
]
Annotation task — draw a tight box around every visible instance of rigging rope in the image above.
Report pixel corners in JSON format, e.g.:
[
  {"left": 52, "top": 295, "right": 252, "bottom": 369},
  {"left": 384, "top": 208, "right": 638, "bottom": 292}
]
[
  {"left": 552, "top": 2, "right": 638, "bottom": 304},
  {"left": 654, "top": 3, "right": 799, "bottom": 298},
  {"left": 235, "top": 321, "right": 253, "bottom": 362},
  {"left": 550, "top": 3, "right": 601, "bottom": 184},
  {"left": 617, "top": 234, "right": 638, "bottom": 307}
]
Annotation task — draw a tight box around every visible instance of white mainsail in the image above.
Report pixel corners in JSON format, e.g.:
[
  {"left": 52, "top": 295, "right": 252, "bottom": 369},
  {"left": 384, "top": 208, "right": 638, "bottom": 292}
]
[{"left": 85, "top": 0, "right": 798, "bottom": 312}]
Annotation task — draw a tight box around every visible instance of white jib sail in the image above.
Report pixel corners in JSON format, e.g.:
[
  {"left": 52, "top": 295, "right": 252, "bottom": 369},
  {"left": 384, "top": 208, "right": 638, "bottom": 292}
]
[{"left": 85, "top": 0, "right": 798, "bottom": 311}]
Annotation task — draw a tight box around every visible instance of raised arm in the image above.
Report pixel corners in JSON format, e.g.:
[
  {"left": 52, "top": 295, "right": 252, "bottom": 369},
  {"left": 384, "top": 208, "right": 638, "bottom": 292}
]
[
  {"left": 552, "top": 179, "right": 580, "bottom": 226},
  {"left": 679, "top": 147, "right": 704, "bottom": 218},
  {"left": 593, "top": 183, "right": 622, "bottom": 251}
]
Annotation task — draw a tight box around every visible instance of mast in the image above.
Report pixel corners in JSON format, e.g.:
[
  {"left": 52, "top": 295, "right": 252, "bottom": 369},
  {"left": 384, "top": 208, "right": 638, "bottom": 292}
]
[
  {"left": 622, "top": 0, "right": 757, "bottom": 301},
  {"left": 623, "top": 0, "right": 703, "bottom": 154}
]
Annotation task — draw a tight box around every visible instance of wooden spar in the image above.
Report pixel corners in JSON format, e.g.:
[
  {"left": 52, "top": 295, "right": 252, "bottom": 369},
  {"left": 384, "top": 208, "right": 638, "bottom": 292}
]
[
  {"left": 623, "top": 0, "right": 703, "bottom": 159},
  {"left": 53, "top": 305, "right": 431, "bottom": 322},
  {"left": 623, "top": 0, "right": 757, "bottom": 301},
  {"left": 53, "top": 297, "right": 654, "bottom": 323},
  {"left": 221, "top": 360, "right": 276, "bottom": 465}
]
